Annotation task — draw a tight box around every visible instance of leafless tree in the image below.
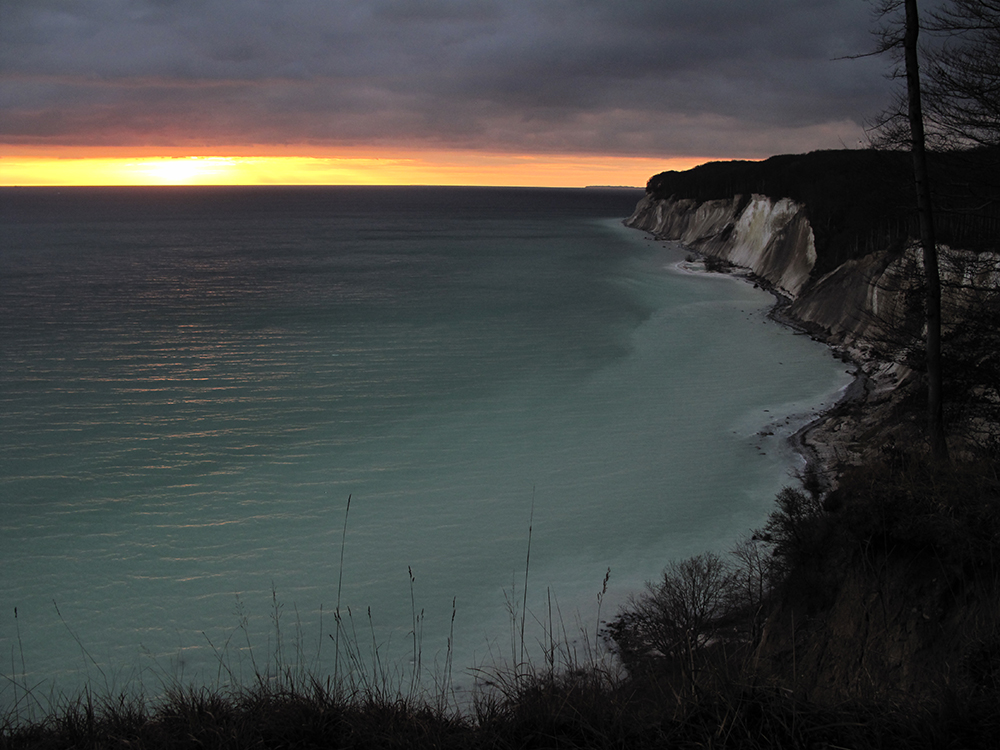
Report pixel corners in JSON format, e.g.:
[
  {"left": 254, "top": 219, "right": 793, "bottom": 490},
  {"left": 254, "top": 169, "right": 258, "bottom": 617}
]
[
  {"left": 870, "top": 0, "right": 950, "bottom": 461},
  {"left": 607, "top": 552, "right": 737, "bottom": 672},
  {"left": 730, "top": 535, "right": 779, "bottom": 643},
  {"left": 924, "top": 0, "right": 1000, "bottom": 149}
]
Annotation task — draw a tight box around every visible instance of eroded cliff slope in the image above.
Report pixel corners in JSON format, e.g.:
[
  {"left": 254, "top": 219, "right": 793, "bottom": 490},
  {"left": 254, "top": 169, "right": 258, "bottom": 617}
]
[{"left": 626, "top": 156, "right": 1000, "bottom": 462}]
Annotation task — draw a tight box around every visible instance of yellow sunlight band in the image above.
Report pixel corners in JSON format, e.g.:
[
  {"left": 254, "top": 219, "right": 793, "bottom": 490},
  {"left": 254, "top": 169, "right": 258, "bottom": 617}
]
[{"left": 0, "top": 153, "right": 709, "bottom": 188}]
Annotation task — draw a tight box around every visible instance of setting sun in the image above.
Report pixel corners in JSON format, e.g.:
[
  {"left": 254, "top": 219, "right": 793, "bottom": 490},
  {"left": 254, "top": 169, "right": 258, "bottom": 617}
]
[{"left": 141, "top": 157, "right": 225, "bottom": 184}]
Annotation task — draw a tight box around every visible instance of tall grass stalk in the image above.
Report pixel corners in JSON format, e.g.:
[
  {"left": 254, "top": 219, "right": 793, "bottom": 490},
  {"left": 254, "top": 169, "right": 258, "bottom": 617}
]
[
  {"left": 520, "top": 490, "right": 534, "bottom": 670},
  {"left": 333, "top": 493, "right": 351, "bottom": 690},
  {"left": 406, "top": 566, "right": 424, "bottom": 702},
  {"left": 53, "top": 601, "right": 111, "bottom": 699},
  {"left": 234, "top": 595, "right": 261, "bottom": 686},
  {"left": 7, "top": 608, "right": 24, "bottom": 724},
  {"left": 439, "top": 596, "right": 456, "bottom": 712},
  {"left": 269, "top": 586, "right": 283, "bottom": 681},
  {"left": 595, "top": 566, "right": 611, "bottom": 655}
]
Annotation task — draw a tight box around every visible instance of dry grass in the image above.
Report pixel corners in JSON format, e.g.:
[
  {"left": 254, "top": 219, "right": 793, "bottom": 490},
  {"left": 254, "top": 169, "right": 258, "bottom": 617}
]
[{"left": 6, "top": 666, "right": 999, "bottom": 749}]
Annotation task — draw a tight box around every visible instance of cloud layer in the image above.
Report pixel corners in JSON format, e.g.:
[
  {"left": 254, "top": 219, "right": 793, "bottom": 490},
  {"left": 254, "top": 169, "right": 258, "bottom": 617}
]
[{"left": 1, "top": 0, "right": 893, "bottom": 157}]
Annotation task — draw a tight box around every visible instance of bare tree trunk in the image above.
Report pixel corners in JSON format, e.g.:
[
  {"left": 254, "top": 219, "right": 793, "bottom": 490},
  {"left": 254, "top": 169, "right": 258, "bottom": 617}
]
[{"left": 904, "top": 0, "right": 949, "bottom": 461}]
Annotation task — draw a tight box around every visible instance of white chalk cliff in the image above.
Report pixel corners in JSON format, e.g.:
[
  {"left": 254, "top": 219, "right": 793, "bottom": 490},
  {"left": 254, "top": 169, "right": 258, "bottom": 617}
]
[
  {"left": 626, "top": 192, "right": 998, "bottom": 360},
  {"left": 625, "top": 193, "right": 816, "bottom": 297},
  {"left": 626, "top": 191, "right": 1000, "bottom": 461}
]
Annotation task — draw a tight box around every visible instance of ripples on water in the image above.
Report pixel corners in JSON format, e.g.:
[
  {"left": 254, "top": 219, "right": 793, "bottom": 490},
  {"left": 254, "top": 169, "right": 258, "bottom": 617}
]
[{"left": 0, "top": 186, "right": 851, "bottom": 699}]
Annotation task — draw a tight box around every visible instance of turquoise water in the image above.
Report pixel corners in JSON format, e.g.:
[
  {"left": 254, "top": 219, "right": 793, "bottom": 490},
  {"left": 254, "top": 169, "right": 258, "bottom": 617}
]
[{"left": 0, "top": 186, "right": 851, "bottom": 702}]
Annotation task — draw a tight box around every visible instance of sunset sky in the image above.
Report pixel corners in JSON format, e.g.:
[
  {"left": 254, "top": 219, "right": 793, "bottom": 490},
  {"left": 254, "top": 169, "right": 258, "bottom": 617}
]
[{"left": 1, "top": 0, "right": 893, "bottom": 187}]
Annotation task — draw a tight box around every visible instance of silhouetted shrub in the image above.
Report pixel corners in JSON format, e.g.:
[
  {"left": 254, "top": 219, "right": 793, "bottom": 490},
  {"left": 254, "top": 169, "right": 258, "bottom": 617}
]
[
  {"left": 606, "top": 552, "right": 737, "bottom": 673},
  {"left": 754, "top": 487, "right": 827, "bottom": 574}
]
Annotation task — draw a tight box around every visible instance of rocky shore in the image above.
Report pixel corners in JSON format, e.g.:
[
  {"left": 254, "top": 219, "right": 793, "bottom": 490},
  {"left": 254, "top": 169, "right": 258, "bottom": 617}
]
[
  {"left": 623, "top": 189, "right": 986, "bottom": 486},
  {"left": 627, "top": 149, "right": 1000, "bottom": 471}
]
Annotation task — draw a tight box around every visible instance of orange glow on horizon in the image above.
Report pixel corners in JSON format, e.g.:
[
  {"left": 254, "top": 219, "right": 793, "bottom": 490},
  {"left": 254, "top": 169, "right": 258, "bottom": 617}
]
[{"left": 0, "top": 148, "right": 715, "bottom": 188}]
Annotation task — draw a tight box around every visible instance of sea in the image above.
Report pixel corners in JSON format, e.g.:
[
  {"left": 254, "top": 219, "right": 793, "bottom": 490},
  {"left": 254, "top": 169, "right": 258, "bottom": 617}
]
[{"left": 0, "top": 185, "right": 852, "bottom": 706}]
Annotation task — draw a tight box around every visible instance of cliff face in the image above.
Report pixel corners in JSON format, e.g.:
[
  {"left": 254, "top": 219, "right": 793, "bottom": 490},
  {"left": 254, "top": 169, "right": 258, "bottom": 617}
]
[
  {"left": 627, "top": 188, "right": 1000, "bottom": 493},
  {"left": 625, "top": 193, "right": 815, "bottom": 297},
  {"left": 626, "top": 191, "right": 885, "bottom": 355},
  {"left": 627, "top": 191, "right": 999, "bottom": 370}
]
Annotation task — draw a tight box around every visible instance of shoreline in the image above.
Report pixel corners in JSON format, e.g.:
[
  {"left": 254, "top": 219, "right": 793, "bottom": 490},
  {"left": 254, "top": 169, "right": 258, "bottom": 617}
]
[
  {"left": 767, "top": 296, "right": 870, "bottom": 494},
  {"left": 656, "top": 244, "right": 882, "bottom": 495}
]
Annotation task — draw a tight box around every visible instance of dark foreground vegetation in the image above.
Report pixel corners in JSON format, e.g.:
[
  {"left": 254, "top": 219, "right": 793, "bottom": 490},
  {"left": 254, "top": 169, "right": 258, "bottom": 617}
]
[
  {"left": 2, "top": 669, "right": 994, "bottom": 750},
  {"left": 4, "top": 445, "right": 999, "bottom": 749}
]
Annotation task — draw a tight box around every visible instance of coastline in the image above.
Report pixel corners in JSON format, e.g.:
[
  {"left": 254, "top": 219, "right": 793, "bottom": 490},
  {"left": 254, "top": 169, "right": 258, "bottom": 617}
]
[
  {"left": 652, "top": 244, "right": 888, "bottom": 495},
  {"left": 621, "top": 187, "right": 991, "bottom": 478}
]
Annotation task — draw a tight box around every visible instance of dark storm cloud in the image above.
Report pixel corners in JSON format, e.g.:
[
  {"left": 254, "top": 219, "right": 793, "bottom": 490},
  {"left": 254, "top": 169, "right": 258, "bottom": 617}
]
[{"left": 0, "top": 0, "right": 892, "bottom": 156}]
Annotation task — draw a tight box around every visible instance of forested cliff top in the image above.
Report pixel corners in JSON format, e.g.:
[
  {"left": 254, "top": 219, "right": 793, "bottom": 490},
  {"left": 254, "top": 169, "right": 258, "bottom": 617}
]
[{"left": 645, "top": 148, "right": 999, "bottom": 275}]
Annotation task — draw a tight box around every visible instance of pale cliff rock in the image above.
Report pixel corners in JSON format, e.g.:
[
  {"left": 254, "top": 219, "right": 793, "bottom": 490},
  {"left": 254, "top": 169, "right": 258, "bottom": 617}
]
[
  {"left": 627, "top": 191, "right": 862, "bottom": 355},
  {"left": 626, "top": 193, "right": 816, "bottom": 297},
  {"left": 627, "top": 192, "right": 998, "bottom": 358},
  {"left": 627, "top": 191, "right": 1000, "bottom": 464},
  {"left": 791, "top": 242, "right": 1000, "bottom": 358}
]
